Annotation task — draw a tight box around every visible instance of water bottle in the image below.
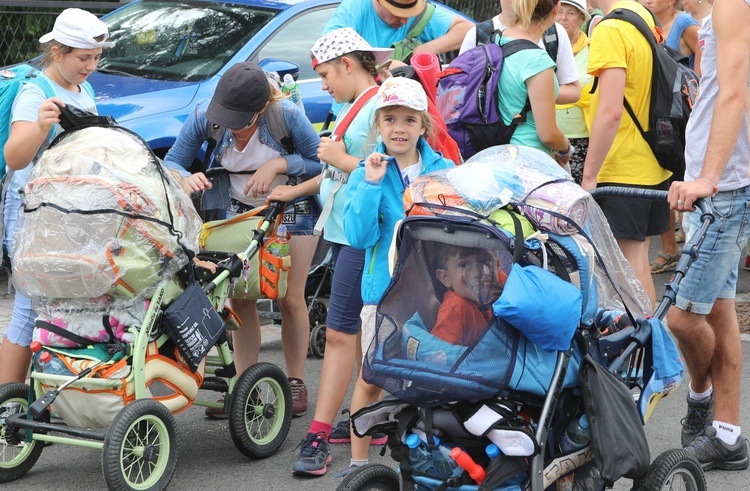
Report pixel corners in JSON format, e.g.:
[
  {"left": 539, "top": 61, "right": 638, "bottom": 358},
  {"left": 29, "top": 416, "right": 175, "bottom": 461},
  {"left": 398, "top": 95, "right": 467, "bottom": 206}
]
[
  {"left": 265, "top": 225, "right": 290, "bottom": 275},
  {"left": 559, "top": 414, "right": 590, "bottom": 452},
  {"left": 281, "top": 74, "right": 304, "bottom": 111},
  {"left": 33, "top": 350, "right": 72, "bottom": 376},
  {"left": 405, "top": 433, "right": 463, "bottom": 479}
]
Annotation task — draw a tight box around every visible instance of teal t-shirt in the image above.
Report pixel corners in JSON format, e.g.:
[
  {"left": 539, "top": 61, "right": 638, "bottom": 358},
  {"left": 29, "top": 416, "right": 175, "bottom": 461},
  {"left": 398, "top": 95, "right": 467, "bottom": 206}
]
[
  {"left": 318, "top": 96, "right": 378, "bottom": 245},
  {"left": 497, "top": 37, "right": 558, "bottom": 154}
]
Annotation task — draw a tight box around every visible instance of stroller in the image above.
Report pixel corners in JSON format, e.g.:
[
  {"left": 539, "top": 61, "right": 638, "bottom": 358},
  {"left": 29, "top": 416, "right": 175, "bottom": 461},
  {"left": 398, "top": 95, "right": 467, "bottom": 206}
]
[
  {"left": 336, "top": 146, "right": 709, "bottom": 491},
  {"left": 201, "top": 166, "right": 333, "bottom": 359},
  {"left": 0, "top": 107, "right": 293, "bottom": 490}
]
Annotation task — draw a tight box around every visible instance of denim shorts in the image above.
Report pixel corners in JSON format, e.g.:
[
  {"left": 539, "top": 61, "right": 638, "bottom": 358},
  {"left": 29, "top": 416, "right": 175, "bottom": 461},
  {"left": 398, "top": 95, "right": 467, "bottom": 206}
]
[
  {"left": 227, "top": 196, "right": 320, "bottom": 236},
  {"left": 325, "top": 243, "right": 364, "bottom": 334},
  {"left": 676, "top": 187, "right": 750, "bottom": 314}
]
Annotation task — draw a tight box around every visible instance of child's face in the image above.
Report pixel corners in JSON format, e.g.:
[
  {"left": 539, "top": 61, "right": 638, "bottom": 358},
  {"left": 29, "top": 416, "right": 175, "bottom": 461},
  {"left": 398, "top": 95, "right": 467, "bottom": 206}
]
[
  {"left": 54, "top": 47, "right": 102, "bottom": 85},
  {"left": 315, "top": 60, "right": 354, "bottom": 104},
  {"left": 377, "top": 106, "right": 424, "bottom": 158},
  {"left": 437, "top": 252, "right": 496, "bottom": 307}
]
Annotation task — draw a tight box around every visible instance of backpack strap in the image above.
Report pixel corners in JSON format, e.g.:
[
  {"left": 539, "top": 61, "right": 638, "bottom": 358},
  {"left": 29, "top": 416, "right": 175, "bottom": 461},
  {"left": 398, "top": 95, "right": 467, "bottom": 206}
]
[
  {"left": 542, "top": 24, "right": 559, "bottom": 66},
  {"left": 475, "top": 18, "right": 496, "bottom": 46},
  {"left": 600, "top": 8, "right": 657, "bottom": 141},
  {"left": 500, "top": 39, "right": 542, "bottom": 126},
  {"left": 406, "top": 2, "right": 436, "bottom": 44}
]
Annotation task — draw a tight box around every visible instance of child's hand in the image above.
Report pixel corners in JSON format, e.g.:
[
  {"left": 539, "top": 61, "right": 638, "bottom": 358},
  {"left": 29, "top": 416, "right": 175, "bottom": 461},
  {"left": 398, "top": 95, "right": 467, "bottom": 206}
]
[
  {"left": 245, "top": 157, "right": 284, "bottom": 198},
  {"left": 36, "top": 98, "right": 65, "bottom": 133},
  {"left": 364, "top": 152, "right": 390, "bottom": 183},
  {"left": 193, "top": 257, "right": 217, "bottom": 274},
  {"left": 184, "top": 172, "right": 213, "bottom": 194},
  {"left": 267, "top": 184, "right": 299, "bottom": 203},
  {"left": 318, "top": 137, "right": 346, "bottom": 168}
]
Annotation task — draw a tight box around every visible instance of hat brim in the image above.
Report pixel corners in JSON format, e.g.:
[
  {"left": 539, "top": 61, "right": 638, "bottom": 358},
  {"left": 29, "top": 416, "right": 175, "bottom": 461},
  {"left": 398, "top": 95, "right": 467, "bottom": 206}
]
[
  {"left": 372, "top": 48, "right": 396, "bottom": 66},
  {"left": 206, "top": 98, "right": 260, "bottom": 131},
  {"left": 560, "top": 1, "right": 591, "bottom": 20},
  {"left": 380, "top": 0, "right": 426, "bottom": 19}
]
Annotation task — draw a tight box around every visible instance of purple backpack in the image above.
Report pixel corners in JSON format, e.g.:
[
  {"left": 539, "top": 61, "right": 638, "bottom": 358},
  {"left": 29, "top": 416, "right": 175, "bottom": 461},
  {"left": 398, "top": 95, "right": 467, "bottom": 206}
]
[{"left": 436, "top": 35, "right": 539, "bottom": 160}]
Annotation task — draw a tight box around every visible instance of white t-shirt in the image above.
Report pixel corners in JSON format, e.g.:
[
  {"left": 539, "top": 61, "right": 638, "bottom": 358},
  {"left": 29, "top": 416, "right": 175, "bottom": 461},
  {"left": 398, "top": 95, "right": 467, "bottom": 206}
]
[
  {"left": 221, "top": 129, "right": 286, "bottom": 208},
  {"left": 459, "top": 18, "right": 579, "bottom": 86}
]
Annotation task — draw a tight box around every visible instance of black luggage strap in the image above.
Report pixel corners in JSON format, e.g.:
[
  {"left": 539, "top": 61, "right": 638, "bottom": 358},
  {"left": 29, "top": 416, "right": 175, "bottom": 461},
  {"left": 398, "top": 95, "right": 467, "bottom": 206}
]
[{"left": 35, "top": 320, "right": 96, "bottom": 348}]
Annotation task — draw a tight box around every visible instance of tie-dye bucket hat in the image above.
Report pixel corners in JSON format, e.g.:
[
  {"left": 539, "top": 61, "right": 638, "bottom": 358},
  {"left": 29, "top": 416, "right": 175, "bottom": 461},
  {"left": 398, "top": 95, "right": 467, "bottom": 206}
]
[
  {"left": 374, "top": 77, "right": 428, "bottom": 112},
  {"left": 311, "top": 27, "right": 394, "bottom": 69}
]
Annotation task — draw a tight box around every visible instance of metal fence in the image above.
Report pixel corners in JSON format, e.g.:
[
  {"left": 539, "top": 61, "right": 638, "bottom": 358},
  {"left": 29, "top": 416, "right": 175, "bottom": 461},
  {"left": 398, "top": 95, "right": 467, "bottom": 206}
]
[
  {"left": 0, "top": 0, "right": 497, "bottom": 67},
  {"left": 0, "top": 1, "right": 124, "bottom": 66}
]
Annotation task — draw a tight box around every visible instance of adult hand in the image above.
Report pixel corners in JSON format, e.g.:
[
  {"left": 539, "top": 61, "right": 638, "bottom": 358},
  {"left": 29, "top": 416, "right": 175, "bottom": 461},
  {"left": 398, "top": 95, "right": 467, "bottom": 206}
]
[
  {"left": 668, "top": 178, "right": 715, "bottom": 211},
  {"left": 552, "top": 151, "right": 571, "bottom": 168},
  {"left": 245, "top": 157, "right": 285, "bottom": 198},
  {"left": 317, "top": 137, "right": 347, "bottom": 169},
  {"left": 364, "top": 152, "right": 390, "bottom": 183},
  {"left": 184, "top": 172, "right": 212, "bottom": 194},
  {"left": 36, "top": 98, "right": 65, "bottom": 133}
]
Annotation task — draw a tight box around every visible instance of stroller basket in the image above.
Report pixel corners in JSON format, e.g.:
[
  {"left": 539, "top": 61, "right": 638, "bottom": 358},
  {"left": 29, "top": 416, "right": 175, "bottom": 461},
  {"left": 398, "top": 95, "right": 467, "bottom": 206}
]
[{"left": 364, "top": 216, "right": 583, "bottom": 407}]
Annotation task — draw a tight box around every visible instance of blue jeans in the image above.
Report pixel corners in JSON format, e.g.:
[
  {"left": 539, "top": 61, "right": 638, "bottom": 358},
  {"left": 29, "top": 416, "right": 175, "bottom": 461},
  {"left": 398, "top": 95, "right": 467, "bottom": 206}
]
[
  {"left": 3, "top": 192, "right": 36, "bottom": 347},
  {"left": 676, "top": 187, "right": 750, "bottom": 314}
]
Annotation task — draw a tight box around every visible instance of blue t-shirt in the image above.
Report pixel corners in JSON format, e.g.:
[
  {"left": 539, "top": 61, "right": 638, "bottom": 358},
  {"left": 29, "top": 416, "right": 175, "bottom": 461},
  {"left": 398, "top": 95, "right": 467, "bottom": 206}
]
[
  {"left": 497, "top": 38, "right": 558, "bottom": 154},
  {"left": 322, "top": 0, "right": 453, "bottom": 48},
  {"left": 8, "top": 77, "right": 97, "bottom": 201},
  {"left": 318, "top": 95, "right": 378, "bottom": 245},
  {"left": 666, "top": 12, "right": 699, "bottom": 69}
]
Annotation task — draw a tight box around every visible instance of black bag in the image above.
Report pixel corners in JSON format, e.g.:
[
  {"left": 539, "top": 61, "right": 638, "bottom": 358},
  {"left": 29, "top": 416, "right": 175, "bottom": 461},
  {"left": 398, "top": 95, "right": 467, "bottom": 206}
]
[
  {"left": 163, "top": 274, "right": 226, "bottom": 372},
  {"left": 579, "top": 353, "right": 650, "bottom": 486}
]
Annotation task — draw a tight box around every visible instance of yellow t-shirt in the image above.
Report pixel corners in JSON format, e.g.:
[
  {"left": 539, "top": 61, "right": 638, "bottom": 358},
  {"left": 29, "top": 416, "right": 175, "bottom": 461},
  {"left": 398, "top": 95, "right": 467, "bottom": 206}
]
[{"left": 587, "top": 1, "right": 671, "bottom": 185}]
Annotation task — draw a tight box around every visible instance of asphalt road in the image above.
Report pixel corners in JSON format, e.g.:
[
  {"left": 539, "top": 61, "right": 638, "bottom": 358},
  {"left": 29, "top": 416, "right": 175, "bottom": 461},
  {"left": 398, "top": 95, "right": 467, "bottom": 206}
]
[{"left": 5, "top": 242, "right": 750, "bottom": 491}]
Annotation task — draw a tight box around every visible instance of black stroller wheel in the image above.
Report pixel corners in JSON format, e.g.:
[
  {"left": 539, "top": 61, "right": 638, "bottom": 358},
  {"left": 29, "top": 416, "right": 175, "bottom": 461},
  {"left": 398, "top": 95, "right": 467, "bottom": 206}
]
[
  {"left": 640, "top": 448, "right": 706, "bottom": 491},
  {"left": 335, "top": 463, "right": 399, "bottom": 491},
  {"left": 102, "top": 399, "right": 178, "bottom": 491},
  {"left": 309, "top": 323, "right": 326, "bottom": 358},
  {"left": 0, "top": 383, "right": 45, "bottom": 483},
  {"left": 228, "top": 362, "right": 292, "bottom": 459},
  {"left": 308, "top": 300, "right": 327, "bottom": 328}
]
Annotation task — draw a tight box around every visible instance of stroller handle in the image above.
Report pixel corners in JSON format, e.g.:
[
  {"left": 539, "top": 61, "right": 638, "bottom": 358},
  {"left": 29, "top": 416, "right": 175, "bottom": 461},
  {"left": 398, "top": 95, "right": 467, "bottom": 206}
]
[{"left": 589, "top": 186, "right": 710, "bottom": 215}]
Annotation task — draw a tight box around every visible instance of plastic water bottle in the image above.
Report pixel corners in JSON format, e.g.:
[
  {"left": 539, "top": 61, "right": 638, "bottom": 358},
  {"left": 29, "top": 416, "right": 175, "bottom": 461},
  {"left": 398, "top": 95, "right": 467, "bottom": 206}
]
[
  {"left": 282, "top": 74, "right": 304, "bottom": 111},
  {"left": 405, "top": 433, "right": 463, "bottom": 479},
  {"left": 33, "top": 351, "right": 72, "bottom": 376},
  {"left": 267, "top": 225, "right": 290, "bottom": 257},
  {"left": 559, "top": 414, "right": 590, "bottom": 452}
]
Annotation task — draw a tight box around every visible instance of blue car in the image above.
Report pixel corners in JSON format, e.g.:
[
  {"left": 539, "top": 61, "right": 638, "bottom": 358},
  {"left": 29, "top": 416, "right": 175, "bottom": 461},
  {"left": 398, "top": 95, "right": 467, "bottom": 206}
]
[{"left": 91, "top": 0, "right": 468, "bottom": 159}]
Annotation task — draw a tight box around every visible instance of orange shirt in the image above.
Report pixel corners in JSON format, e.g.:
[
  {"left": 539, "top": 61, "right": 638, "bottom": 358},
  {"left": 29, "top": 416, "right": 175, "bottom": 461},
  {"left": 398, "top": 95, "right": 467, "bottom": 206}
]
[{"left": 431, "top": 291, "right": 493, "bottom": 346}]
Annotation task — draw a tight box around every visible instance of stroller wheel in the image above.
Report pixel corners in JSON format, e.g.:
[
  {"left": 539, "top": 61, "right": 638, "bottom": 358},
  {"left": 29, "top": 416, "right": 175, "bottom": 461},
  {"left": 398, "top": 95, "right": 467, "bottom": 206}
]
[
  {"left": 0, "top": 383, "right": 45, "bottom": 483},
  {"left": 308, "top": 300, "right": 327, "bottom": 328},
  {"left": 228, "top": 362, "right": 292, "bottom": 459},
  {"left": 309, "top": 324, "right": 326, "bottom": 358},
  {"left": 335, "top": 463, "right": 399, "bottom": 491},
  {"left": 640, "top": 448, "right": 706, "bottom": 491},
  {"left": 102, "top": 399, "right": 178, "bottom": 491}
]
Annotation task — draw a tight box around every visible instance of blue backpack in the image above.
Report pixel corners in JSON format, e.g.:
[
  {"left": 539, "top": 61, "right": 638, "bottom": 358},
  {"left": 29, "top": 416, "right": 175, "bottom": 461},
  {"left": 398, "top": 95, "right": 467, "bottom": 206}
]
[
  {"left": 436, "top": 32, "right": 539, "bottom": 160},
  {"left": 0, "top": 64, "right": 95, "bottom": 180}
]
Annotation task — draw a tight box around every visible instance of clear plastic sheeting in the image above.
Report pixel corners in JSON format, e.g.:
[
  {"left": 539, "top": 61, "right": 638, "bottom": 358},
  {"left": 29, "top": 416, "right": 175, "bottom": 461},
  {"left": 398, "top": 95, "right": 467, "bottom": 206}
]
[
  {"left": 404, "top": 144, "right": 651, "bottom": 320},
  {"left": 12, "top": 126, "right": 201, "bottom": 309}
]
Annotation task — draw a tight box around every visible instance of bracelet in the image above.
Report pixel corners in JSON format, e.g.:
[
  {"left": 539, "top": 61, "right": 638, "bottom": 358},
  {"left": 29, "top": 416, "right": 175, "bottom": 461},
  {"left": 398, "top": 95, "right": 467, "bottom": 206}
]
[
  {"left": 553, "top": 144, "right": 574, "bottom": 158},
  {"left": 699, "top": 177, "right": 719, "bottom": 196}
]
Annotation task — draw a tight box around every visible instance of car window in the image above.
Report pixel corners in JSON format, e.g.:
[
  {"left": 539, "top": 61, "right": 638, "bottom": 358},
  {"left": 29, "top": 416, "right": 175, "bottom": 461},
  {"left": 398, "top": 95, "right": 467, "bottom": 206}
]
[
  {"left": 100, "top": 1, "right": 280, "bottom": 82},
  {"left": 253, "top": 6, "right": 336, "bottom": 82}
]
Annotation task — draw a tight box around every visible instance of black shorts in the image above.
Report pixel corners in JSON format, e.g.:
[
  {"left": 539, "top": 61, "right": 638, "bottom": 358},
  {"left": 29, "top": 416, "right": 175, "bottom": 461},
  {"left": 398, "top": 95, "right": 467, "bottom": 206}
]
[{"left": 596, "top": 180, "right": 670, "bottom": 241}]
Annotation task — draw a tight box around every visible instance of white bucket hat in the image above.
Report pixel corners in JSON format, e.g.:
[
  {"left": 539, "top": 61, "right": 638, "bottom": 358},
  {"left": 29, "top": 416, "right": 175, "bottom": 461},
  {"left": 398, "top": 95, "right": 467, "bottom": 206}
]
[
  {"left": 560, "top": 0, "right": 591, "bottom": 20},
  {"left": 311, "top": 28, "right": 393, "bottom": 69},
  {"left": 39, "top": 8, "right": 115, "bottom": 49}
]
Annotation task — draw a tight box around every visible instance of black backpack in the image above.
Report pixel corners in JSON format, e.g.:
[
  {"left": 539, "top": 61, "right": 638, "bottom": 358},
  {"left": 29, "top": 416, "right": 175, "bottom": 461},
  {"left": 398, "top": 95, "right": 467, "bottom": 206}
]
[{"left": 596, "top": 8, "right": 699, "bottom": 177}]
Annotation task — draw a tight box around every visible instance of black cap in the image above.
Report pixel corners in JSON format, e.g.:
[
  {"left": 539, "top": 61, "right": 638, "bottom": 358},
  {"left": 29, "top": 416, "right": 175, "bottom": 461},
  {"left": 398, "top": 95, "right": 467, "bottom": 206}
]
[{"left": 207, "top": 62, "right": 271, "bottom": 130}]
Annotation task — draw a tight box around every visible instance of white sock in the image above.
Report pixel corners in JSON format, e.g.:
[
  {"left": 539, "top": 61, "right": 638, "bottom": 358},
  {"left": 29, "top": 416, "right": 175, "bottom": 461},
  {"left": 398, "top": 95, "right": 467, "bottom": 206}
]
[
  {"left": 689, "top": 384, "right": 713, "bottom": 401},
  {"left": 713, "top": 421, "right": 741, "bottom": 445},
  {"left": 350, "top": 459, "right": 368, "bottom": 467}
]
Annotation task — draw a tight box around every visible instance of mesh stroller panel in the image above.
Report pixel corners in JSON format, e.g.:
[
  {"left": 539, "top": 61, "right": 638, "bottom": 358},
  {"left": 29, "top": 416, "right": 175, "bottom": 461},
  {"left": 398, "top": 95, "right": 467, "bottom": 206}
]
[{"left": 363, "top": 217, "right": 521, "bottom": 407}]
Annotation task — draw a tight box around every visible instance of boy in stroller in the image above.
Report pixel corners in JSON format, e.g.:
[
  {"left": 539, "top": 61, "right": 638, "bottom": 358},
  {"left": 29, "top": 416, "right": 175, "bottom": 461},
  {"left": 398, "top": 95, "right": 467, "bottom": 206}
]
[{"left": 429, "top": 244, "right": 504, "bottom": 346}]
